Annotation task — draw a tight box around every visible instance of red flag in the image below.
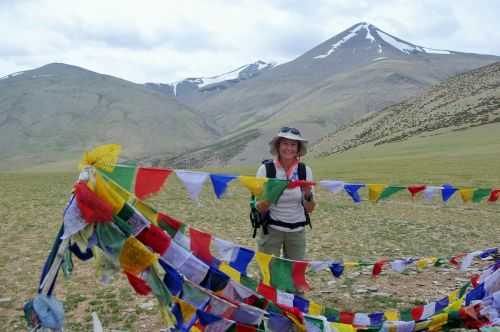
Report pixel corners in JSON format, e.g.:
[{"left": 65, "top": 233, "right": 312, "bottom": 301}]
[
  {"left": 407, "top": 185, "right": 426, "bottom": 198},
  {"left": 372, "top": 259, "right": 388, "bottom": 278},
  {"left": 257, "top": 283, "right": 277, "bottom": 302},
  {"left": 411, "top": 305, "right": 424, "bottom": 320},
  {"left": 292, "top": 261, "right": 310, "bottom": 292},
  {"left": 134, "top": 167, "right": 172, "bottom": 200},
  {"left": 189, "top": 228, "right": 214, "bottom": 264},
  {"left": 125, "top": 271, "right": 151, "bottom": 295},
  {"left": 449, "top": 253, "right": 466, "bottom": 267},
  {"left": 157, "top": 212, "right": 184, "bottom": 236},
  {"left": 339, "top": 311, "right": 355, "bottom": 324},
  {"left": 288, "top": 180, "right": 316, "bottom": 189},
  {"left": 74, "top": 181, "right": 113, "bottom": 223},
  {"left": 470, "top": 274, "right": 480, "bottom": 288},
  {"left": 488, "top": 189, "right": 500, "bottom": 202},
  {"left": 136, "top": 224, "right": 171, "bottom": 255},
  {"left": 235, "top": 323, "right": 257, "bottom": 332}
]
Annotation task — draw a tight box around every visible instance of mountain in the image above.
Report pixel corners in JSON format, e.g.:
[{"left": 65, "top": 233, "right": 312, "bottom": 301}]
[
  {"left": 309, "top": 61, "right": 500, "bottom": 157},
  {"left": 160, "top": 22, "right": 499, "bottom": 167},
  {"left": 144, "top": 60, "right": 276, "bottom": 110},
  {"left": 0, "top": 63, "right": 218, "bottom": 171}
]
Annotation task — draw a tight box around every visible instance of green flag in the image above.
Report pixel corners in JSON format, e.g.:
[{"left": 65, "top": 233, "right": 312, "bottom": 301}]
[
  {"left": 102, "top": 164, "right": 137, "bottom": 192},
  {"left": 144, "top": 265, "right": 172, "bottom": 306},
  {"left": 379, "top": 186, "right": 406, "bottom": 201},
  {"left": 472, "top": 188, "right": 491, "bottom": 203},
  {"left": 95, "top": 223, "right": 127, "bottom": 259},
  {"left": 182, "top": 282, "right": 210, "bottom": 307},
  {"left": 259, "top": 179, "right": 289, "bottom": 203},
  {"left": 270, "top": 257, "right": 295, "bottom": 292}
]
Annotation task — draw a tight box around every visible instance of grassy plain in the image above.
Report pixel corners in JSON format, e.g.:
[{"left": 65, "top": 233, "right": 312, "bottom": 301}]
[{"left": 0, "top": 125, "right": 499, "bottom": 331}]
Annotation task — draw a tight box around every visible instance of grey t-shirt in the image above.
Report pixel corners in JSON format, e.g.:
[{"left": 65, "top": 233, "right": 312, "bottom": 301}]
[{"left": 256, "top": 161, "right": 313, "bottom": 232}]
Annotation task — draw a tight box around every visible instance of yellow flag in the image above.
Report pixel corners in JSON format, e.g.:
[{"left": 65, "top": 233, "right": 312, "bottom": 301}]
[
  {"left": 119, "top": 237, "right": 157, "bottom": 275},
  {"left": 219, "top": 262, "right": 241, "bottom": 282},
  {"left": 134, "top": 199, "right": 159, "bottom": 225},
  {"left": 344, "top": 261, "right": 359, "bottom": 268},
  {"left": 107, "top": 175, "right": 132, "bottom": 202},
  {"left": 416, "top": 258, "right": 429, "bottom": 270},
  {"left": 459, "top": 188, "right": 474, "bottom": 203},
  {"left": 447, "top": 289, "right": 458, "bottom": 304},
  {"left": 173, "top": 297, "right": 197, "bottom": 325},
  {"left": 384, "top": 310, "right": 399, "bottom": 321},
  {"left": 95, "top": 172, "right": 126, "bottom": 214},
  {"left": 308, "top": 301, "right": 323, "bottom": 315},
  {"left": 368, "top": 184, "right": 385, "bottom": 202},
  {"left": 79, "top": 144, "right": 122, "bottom": 172},
  {"left": 331, "top": 322, "right": 356, "bottom": 332},
  {"left": 429, "top": 313, "right": 448, "bottom": 332},
  {"left": 255, "top": 251, "right": 272, "bottom": 285},
  {"left": 239, "top": 176, "right": 267, "bottom": 196}
]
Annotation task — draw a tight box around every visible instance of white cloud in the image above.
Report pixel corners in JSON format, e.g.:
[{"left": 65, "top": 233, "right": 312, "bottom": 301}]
[{"left": 0, "top": 0, "right": 499, "bottom": 83}]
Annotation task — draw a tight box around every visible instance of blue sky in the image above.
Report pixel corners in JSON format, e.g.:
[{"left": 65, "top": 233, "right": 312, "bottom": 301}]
[{"left": 1, "top": 0, "right": 499, "bottom": 83}]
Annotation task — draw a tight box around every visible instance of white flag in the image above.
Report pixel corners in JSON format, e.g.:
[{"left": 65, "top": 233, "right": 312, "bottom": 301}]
[
  {"left": 175, "top": 170, "right": 209, "bottom": 201},
  {"left": 320, "top": 180, "right": 346, "bottom": 194}
]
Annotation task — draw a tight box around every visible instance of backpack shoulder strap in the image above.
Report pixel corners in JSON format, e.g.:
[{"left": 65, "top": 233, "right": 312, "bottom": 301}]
[
  {"left": 263, "top": 160, "right": 276, "bottom": 178},
  {"left": 297, "top": 162, "right": 307, "bottom": 180}
]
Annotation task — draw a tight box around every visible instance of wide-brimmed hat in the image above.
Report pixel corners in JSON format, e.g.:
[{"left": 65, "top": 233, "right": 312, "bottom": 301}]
[{"left": 269, "top": 127, "right": 308, "bottom": 157}]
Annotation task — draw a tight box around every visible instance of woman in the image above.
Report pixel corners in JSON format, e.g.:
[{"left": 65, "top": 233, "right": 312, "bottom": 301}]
[{"left": 255, "top": 127, "right": 315, "bottom": 260}]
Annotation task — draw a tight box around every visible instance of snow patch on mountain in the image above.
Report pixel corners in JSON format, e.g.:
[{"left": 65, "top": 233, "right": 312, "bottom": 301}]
[
  {"left": 377, "top": 30, "right": 424, "bottom": 54},
  {"left": 314, "top": 23, "right": 369, "bottom": 59},
  {"left": 0, "top": 71, "right": 25, "bottom": 80}
]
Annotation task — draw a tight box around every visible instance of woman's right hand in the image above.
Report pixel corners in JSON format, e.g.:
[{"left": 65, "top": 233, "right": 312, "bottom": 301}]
[{"left": 256, "top": 200, "right": 271, "bottom": 214}]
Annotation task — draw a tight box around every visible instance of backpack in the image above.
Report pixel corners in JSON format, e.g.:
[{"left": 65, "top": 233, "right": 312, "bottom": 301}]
[{"left": 249, "top": 160, "right": 312, "bottom": 238}]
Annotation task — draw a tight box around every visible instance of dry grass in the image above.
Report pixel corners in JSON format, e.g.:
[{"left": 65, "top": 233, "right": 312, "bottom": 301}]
[{"left": 0, "top": 151, "right": 499, "bottom": 331}]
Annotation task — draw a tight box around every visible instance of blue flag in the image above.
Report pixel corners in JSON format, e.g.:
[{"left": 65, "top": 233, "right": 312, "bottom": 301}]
[
  {"left": 329, "top": 262, "right": 344, "bottom": 278},
  {"left": 229, "top": 247, "right": 255, "bottom": 274},
  {"left": 159, "top": 259, "right": 183, "bottom": 297},
  {"left": 344, "top": 183, "right": 365, "bottom": 203},
  {"left": 210, "top": 174, "right": 237, "bottom": 199},
  {"left": 441, "top": 183, "right": 457, "bottom": 202}
]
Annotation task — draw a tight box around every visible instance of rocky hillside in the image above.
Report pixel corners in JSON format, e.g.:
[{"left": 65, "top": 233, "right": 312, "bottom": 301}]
[{"left": 310, "top": 61, "right": 500, "bottom": 157}]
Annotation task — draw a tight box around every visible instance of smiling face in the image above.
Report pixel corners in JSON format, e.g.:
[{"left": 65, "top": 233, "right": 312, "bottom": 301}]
[{"left": 278, "top": 138, "right": 299, "bottom": 162}]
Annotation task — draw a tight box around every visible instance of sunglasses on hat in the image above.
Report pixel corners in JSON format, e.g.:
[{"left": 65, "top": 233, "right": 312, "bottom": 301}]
[{"left": 280, "top": 127, "right": 301, "bottom": 135}]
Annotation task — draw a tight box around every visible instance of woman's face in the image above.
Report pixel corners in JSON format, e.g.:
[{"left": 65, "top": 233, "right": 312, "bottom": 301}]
[{"left": 278, "top": 138, "right": 299, "bottom": 161}]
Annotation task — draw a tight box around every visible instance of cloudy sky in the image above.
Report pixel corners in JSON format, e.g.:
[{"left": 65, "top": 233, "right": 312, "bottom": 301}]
[{"left": 1, "top": 0, "right": 499, "bottom": 83}]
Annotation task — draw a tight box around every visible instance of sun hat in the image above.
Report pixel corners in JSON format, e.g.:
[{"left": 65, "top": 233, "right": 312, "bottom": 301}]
[{"left": 269, "top": 127, "right": 308, "bottom": 157}]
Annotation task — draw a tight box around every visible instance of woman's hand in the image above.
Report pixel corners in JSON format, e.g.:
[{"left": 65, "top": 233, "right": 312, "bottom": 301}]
[{"left": 256, "top": 200, "right": 271, "bottom": 214}]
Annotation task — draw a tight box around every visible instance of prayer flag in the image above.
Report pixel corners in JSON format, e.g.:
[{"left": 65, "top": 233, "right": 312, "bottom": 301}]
[
  {"left": 229, "top": 247, "right": 255, "bottom": 274},
  {"left": 379, "top": 186, "right": 406, "bottom": 201},
  {"left": 134, "top": 167, "right": 172, "bottom": 200},
  {"left": 190, "top": 228, "right": 214, "bottom": 264},
  {"left": 344, "top": 183, "right": 365, "bottom": 203},
  {"left": 210, "top": 174, "right": 237, "bottom": 199},
  {"left": 119, "top": 237, "right": 157, "bottom": 275},
  {"left": 372, "top": 259, "right": 388, "bottom": 277},
  {"left": 144, "top": 265, "right": 172, "bottom": 306},
  {"left": 472, "top": 188, "right": 492, "bottom": 203},
  {"left": 368, "top": 184, "right": 385, "bottom": 202},
  {"left": 259, "top": 178, "right": 289, "bottom": 204},
  {"left": 423, "top": 186, "right": 441, "bottom": 201},
  {"left": 101, "top": 164, "right": 136, "bottom": 192},
  {"left": 319, "top": 180, "right": 345, "bottom": 194},
  {"left": 182, "top": 282, "right": 210, "bottom": 308},
  {"left": 172, "top": 297, "right": 197, "bottom": 330},
  {"left": 79, "top": 144, "right": 121, "bottom": 172},
  {"left": 441, "top": 184, "right": 457, "bottom": 202},
  {"left": 125, "top": 271, "right": 151, "bottom": 295},
  {"left": 157, "top": 212, "right": 185, "bottom": 237},
  {"left": 74, "top": 181, "right": 113, "bottom": 223},
  {"left": 201, "top": 266, "right": 230, "bottom": 292},
  {"left": 133, "top": 199, "right": 158, "bottom": 225},
  {"left": 407, "top": 185, "right": 426, "bottom": 198},
  {"left": 219, "top": 262, "right": 241, "bottom": 282},
  {"left": 137, "top": 224, "right": 171, "bottom": 255},
  {"left": 255, "top": 252, "right": 309, "bottom": 292},
  {"left": 175, "top": 170, "right": 209, "bottom": 201},
  {"left": 95, "top": 172, "right": 126, "bottom": 213},
  {"left": 459, "top": 188, "right": 474, "bottom": 203},
  {"left": 329, "top": 262, "right": 344, "bottom": 278},
  {"left": 488, "top": 189, "right": 500, "bottom": 202},
  {"left": 238, "top": 176, "right": 267, "bottom": 196},
  {"left": 159, "top": 259, "right": 183, "bottom": 296}
]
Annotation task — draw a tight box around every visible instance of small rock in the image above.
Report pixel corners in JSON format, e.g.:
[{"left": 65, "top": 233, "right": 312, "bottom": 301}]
[
  {"left": 354, "top": 289, "right": 368, "bottom": 294},
  {"left": 139, "top": 301, "right": 155, "bottom": 310},
  {"left": 0, "top": 298, "right": 12, "bottom": 303}
]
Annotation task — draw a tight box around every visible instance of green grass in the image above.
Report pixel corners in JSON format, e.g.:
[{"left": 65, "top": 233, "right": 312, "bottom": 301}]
[{"left": 0, "top": 125, "right": 499, "bottom": 330}]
